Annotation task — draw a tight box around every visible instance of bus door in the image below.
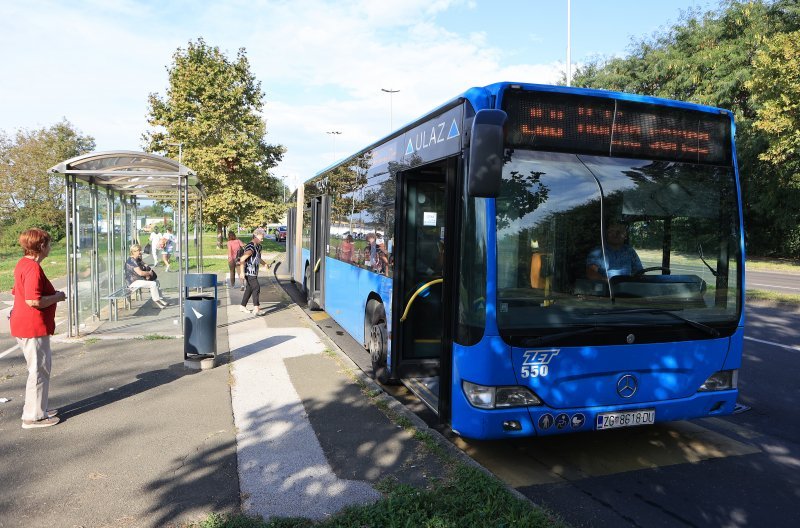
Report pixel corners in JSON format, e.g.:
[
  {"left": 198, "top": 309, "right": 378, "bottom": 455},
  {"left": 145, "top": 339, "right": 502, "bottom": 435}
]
[
  {"left": 391, "top": 159, "right": 457, "bottom": 418},
  {"left": 308, "top": 195, "right": 330, "bottom": 310},
  {"left": 286, "top": 206, "right": 296, "bottom": 279}
]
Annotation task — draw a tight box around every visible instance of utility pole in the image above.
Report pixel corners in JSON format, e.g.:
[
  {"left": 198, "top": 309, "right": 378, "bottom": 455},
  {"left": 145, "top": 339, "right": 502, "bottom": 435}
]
[{"left": 566, "top": 0, "right": 572, "bottom": 86}]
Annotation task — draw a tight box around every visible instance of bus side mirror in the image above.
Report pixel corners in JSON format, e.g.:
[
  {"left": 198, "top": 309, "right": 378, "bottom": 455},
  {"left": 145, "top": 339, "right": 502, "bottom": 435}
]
[{"left": 467, "top": 109, "right": 507, "bottom": 198}]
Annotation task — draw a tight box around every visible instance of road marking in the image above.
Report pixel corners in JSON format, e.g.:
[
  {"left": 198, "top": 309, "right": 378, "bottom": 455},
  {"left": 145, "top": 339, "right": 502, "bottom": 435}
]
[
  {"left": 744, "top": 336, "right": 800, "bottom": 352},
  {"left": 748, "top": 282, "right": 800, "bottom": 291},
  {"left": 1, "top": 318, "right": 65, "bottom": 360},
  {"left": 0, "top": 344, "right": 18, "bottom": 359},
  {"left": 310, "top": 311, "right": 330, "bottom": 321},
  {"left": 455, "top": 420, "right": 759, "bottom": 487}
]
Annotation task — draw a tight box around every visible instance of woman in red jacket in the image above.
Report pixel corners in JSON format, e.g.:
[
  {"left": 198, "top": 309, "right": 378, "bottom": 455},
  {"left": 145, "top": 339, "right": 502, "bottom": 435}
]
[{"left": 9, "top": 229, "right": 66, "bottom": 429}]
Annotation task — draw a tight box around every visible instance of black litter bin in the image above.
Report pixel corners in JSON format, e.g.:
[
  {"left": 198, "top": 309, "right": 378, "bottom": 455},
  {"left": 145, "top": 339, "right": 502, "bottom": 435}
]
[{"left": 184, "top": 273, "right": 218, "bottom": 359}]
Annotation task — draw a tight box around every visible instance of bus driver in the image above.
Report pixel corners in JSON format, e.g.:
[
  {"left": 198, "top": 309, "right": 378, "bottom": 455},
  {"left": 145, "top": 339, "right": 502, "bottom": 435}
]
[{"left": 586, "top": 222, "right": 643, "bottom": 280}]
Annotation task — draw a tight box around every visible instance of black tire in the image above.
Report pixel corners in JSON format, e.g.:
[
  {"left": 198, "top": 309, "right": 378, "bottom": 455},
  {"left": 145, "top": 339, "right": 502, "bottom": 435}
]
[
  {"left": 303, "top": 263, "right": 311, "bottom": 302},
  {"left": 306, "top": 261, "right": 320, "bottom": 311},
  {"left": 366, "top": 300, "right": 394, "bottom": 385}
]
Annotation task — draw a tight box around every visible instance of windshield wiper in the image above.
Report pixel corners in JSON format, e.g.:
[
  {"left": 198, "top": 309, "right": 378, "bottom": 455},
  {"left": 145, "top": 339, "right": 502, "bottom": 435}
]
[
  {"left": 587, "top": 308, "right": 720, "bottom": 337},
  {"left": 520, "top": 325, "right": 619, "bottom": 347},
  {"left": 697, "top": 243, "right": 719, "bottom": 277}
]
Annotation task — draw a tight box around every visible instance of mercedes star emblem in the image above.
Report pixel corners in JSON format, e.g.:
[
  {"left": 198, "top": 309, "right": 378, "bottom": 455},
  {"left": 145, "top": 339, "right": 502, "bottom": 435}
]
[{"left": 617, "top": 374, "right": 638, "bottom": 398}]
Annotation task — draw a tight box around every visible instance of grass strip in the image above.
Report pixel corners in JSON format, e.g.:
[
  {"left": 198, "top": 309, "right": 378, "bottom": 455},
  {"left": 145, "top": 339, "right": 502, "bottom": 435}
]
[
  {"left": 745, "top": 289, "right": 800, "bottom": 305},
  {"left": 192, "top": 464, "right": 562, "bottom": 528}
]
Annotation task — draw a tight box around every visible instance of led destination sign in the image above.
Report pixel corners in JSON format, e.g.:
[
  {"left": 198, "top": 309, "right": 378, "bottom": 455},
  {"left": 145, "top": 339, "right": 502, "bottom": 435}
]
[{"left": 503, "top": 90, "right": 732, "bottom": 165}]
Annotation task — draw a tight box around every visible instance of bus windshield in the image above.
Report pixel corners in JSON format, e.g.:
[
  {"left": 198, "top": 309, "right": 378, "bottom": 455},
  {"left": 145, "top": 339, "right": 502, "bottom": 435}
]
[{"left": 495, "top": 150, "right": 741, "bottom": 339}]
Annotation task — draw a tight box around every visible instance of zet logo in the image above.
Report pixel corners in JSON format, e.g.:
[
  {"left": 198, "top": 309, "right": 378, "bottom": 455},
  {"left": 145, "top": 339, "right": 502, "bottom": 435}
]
[
  {"left": 520, "top": 349, "right": 560, "bottom": 379},
  {"left": 406, "top": 119, "right": 460, "bottom": 155}
]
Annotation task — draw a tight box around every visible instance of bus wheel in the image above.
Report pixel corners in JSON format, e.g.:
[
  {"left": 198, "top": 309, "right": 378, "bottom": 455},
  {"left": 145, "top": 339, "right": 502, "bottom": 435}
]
[
  {"left": 306, "top": 263, "right": 320, "bottom": 311},
  {"left": 367, "top": 301, "right": 391, "bottom": 384},
  {"left": 303, "top": 263, "right": 311, "bottom": 302}
]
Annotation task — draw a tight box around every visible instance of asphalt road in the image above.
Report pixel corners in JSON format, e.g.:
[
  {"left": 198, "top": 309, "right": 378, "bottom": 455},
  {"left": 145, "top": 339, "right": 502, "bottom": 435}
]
[{"left": 746, "top": 268, "right": 799, "bottom": 295}]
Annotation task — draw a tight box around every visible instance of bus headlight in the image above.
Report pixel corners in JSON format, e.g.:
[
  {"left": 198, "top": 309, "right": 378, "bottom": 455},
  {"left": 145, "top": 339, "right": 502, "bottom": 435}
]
[
  {"left": 463, "top": 381, "right": 542, "bottom": 409},
  {"left": 698, "top": 370, "right": 738, "bottom": 392}
]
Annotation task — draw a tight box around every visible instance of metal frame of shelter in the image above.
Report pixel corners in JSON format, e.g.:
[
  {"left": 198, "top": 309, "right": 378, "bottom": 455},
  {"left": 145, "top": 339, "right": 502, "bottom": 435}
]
[{"left": 48, "top": 151, "right": 206, "bottom": 337}]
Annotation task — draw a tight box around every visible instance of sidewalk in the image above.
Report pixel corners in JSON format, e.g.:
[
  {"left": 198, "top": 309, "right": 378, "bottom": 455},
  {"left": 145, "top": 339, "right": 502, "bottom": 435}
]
[{"left": 0, "top": 256, "right": 454, "bottom": 527}]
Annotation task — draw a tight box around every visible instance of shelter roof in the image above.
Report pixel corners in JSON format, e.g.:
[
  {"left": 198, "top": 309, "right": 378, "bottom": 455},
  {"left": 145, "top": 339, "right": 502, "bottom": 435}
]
[{"left": 49, "top": 150, "right": 205, "bottom": 200}]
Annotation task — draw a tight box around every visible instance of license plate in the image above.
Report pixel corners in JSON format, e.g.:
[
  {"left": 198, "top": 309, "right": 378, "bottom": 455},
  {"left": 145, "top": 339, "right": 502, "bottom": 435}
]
[{"left": 596, "top": 409, "right": 655, "bottom": 430}]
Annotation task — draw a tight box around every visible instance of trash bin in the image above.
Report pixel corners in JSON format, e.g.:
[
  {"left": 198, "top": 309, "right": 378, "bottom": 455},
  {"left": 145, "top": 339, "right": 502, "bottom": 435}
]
[{"left": 184, "top": 273, "right": 217, "bottom": 359}]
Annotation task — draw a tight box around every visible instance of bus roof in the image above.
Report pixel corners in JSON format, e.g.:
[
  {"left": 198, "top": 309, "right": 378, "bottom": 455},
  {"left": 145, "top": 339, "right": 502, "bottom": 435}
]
[{"left": 310, "top": 82, "right": 733, "bottom": 181}]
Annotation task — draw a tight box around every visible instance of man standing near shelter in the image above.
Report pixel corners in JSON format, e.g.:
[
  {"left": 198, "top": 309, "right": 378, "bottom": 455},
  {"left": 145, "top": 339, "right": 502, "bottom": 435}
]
[
  {"left": 239, "top": 228, "right": 269, "bottom": 316},
  {"left": 148, "top": 227, "right": 163, "bottom": 267}
]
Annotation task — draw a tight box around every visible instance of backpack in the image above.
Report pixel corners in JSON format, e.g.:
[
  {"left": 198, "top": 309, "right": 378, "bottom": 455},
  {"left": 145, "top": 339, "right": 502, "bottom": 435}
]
[{"left": 235, "top": 245, "right": 246, "bottom": 262}]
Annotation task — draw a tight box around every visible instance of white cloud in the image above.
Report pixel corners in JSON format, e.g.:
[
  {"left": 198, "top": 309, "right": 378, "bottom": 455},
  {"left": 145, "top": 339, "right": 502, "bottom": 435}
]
[{"left": 0, "top": 0, "right": 558, "bottom": 186}]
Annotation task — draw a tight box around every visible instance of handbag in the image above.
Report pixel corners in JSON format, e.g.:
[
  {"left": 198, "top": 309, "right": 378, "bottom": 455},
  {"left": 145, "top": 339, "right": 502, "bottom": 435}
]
[
  {"left": 137, "top": 258, "right": 157, "bottom": 281},
  {"left": 143, "top": 242, "right": 152, "bottom": 254}
]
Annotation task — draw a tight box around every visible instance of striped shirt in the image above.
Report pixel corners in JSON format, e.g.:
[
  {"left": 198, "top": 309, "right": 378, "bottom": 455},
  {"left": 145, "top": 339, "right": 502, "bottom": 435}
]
[{"left": 243, "top": 241, "right": 262, "bottom": 276}]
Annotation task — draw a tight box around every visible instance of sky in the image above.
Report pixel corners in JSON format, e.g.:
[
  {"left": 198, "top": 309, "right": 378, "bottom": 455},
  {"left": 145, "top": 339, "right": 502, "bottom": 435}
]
[{"left": 0, "top": 0, "right": 717, "bottom": 189}]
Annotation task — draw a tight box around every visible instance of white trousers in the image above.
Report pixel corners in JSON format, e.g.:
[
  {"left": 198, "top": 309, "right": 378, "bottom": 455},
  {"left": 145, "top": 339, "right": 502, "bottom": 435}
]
[
  {"left": 128, "top": 280, "right": 163, "bottom": 302},
  {"left": 17, "top": 336, "right": 52, "bottom": 421}
]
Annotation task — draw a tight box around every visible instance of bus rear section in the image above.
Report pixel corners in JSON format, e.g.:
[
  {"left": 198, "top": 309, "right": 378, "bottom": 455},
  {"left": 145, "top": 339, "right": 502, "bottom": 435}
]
[{"left": 451, "top": 85, "right": 743, "bottom": 439}]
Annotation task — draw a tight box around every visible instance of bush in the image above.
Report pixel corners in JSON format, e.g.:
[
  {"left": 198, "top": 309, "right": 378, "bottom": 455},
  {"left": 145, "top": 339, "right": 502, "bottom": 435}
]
[{"left": 0, "top": 215, "right": 66, "bottom": 249}]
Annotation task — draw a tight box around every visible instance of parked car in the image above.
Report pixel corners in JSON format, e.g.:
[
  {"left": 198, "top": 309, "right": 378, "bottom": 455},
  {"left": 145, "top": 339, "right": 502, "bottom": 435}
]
[{"left": 276, "top": 226, "right": 287, "bottom": 242}]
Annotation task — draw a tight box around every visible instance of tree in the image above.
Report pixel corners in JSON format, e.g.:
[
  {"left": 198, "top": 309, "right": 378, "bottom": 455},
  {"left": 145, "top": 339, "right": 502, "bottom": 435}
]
[
  {"left": 143, "top": 38, "right": 285, "bottom": 247},
  {"left": 569, "top": 0, "right": 800, "bottom": 257},
  {"left": 0, "top": 119, "right": 95, "bottom": 239},
  {"left": 747, "top": 30, "right": 800, "bottom": 256}
]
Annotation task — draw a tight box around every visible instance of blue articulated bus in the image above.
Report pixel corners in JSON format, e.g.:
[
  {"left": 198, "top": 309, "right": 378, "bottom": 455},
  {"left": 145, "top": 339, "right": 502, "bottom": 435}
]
[{"left": 289, "top": 82, "right": 744, "bottom": 440}]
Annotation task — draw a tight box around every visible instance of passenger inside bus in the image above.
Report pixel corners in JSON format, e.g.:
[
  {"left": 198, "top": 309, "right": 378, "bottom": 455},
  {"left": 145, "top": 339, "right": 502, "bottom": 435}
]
[
  {"left": 363, "top": 232, "right": 388, "bottom": 274},
  {"left": 586, "top": 222, "right": 643, "bottom": 279}
]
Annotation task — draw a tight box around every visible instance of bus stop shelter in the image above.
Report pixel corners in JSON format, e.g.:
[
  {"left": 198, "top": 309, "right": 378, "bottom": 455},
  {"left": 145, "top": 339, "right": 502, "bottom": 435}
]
[{"left": 48, "top": 151, "right": 206, "bottom": 337}]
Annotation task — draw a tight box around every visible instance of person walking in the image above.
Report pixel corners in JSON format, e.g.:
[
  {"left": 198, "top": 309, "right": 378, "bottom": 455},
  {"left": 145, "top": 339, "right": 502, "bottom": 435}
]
[
  {"left": 9, "top": 228, "right": 67, "bottom": 429},
  {"left": 148, "top": 227, "right": 163, "bottom": 267},
  {"left": 161, "top": 227, "right": 176, "bottom": 272},
  {"left": 227, "top": 231, "right": 244, "bottom": 289},
  {"left": 239, "top": 228, "right": 268, "bottom": 316}
]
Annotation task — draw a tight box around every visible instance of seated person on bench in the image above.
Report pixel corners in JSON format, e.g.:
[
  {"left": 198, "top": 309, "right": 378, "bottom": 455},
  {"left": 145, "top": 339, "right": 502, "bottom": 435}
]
[
  {"left": 586, "top": 222, "right": 643, "bottom": 280},
  {"left": 125, "top": 244, "right": 169, "bottom": 308}
]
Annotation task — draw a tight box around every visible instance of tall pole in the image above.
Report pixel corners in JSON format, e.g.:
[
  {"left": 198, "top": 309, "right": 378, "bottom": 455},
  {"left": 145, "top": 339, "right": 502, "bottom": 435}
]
[
  {"left": 566, "top": 0, "right": 572, "bottom": 87},
  {"left": 381, "top": 88, "right": 400, "bottom": 131},
  {"left": 326, "top": 131, "right": 341, "bottom": 162}
]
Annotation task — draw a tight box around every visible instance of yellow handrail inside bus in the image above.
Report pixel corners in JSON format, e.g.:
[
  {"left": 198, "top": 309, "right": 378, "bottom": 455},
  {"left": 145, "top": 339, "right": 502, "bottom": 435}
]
[
  {"left": 400, "top": 278, "right": 443, "bottom": 322},
  {"left": 314, "top": 258, "right": 321, "bottom": 273}
]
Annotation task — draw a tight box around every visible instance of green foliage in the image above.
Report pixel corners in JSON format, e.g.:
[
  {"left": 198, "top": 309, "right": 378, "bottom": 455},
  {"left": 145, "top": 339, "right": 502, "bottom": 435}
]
[
  {"left": 746, "top": 289, "right": 800, "bottom": 305},
  {"left": 0, "top": 213, "right": 66, "bottom": 248},
  {"left": 570, "top": 0, "right": 800, "bottom": 258},
  {"left": 144, "top": 38, "right": 286, "bottom": 234},
  {"left": 0, "top": 119, "right": 95, "bottom": 230}
]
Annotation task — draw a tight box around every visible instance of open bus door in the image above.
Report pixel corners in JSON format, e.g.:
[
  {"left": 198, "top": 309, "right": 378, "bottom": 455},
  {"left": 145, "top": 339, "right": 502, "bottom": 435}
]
[
  {"left": 390, "top": 159, "right": 457, "bottom": 422},
  {"left": 307, "top": 195, "right": 329, "bottom": 310}
]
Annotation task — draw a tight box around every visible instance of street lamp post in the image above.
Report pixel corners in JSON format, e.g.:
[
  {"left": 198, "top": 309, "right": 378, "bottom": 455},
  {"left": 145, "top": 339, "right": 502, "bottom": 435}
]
[
  {"left": 326, "top": 131, "right": 342, "bottom": 162},
  {"left": 381, "top": 88, "right": 400, "bottom": 131},
  {"left": 566, "top": 0, "right": 572, "bottom": 87}
]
